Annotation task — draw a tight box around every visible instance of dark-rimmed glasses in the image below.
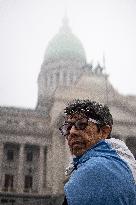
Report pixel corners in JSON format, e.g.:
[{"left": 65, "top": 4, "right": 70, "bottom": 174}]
[{"left": 59, "top": 118, "right": 99, "bottom": 137}]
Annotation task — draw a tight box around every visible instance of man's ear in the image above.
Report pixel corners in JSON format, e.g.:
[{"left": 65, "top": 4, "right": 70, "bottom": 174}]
[{"left": 101, "top": 125, "right": 112, "bottom": 139}]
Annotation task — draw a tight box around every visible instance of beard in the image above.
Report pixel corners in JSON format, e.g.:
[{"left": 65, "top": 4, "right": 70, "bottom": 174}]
[{"left": 69, "top": 140, "right": 86, "bottom": 156}]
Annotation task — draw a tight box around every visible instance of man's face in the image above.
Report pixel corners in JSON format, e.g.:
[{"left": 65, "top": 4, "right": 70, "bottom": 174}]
[{"left": 65, "top": 114, "right": 103, "bottom": 156}]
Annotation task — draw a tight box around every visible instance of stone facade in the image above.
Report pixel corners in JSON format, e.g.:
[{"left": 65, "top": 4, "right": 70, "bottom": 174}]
[
  {"left": 0, "top": 16, "right": 136, "bottom": 204},
  {"left": 0, "top": 107, "right": 59, "bottom": 204}
]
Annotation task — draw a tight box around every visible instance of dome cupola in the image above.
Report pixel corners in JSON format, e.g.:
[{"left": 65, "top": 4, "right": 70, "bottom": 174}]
[
  {"left": 37, "top": 16, "right": 87, "bottom": 113},
  {"left": 44, "top": 15, "right": 86, "bottom": 64}
]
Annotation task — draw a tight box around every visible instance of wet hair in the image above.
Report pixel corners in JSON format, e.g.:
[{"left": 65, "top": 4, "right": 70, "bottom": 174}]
[{"left": 64, "top": 99, "right": 113, "bottom": 128}]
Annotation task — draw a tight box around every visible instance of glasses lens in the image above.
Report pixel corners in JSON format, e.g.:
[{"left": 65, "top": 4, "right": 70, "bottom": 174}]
[
  {"left": 75, "top": 120, "right": 88, "bottom": 130},
  {"left": 59, "top": 119, "right": 88, "bottom": 136},
  {"left": 59, "top": 122, "right": 73, "bottom": 136}
]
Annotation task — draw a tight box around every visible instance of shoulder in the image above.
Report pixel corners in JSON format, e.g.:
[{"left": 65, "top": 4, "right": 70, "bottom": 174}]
[
  {"left": 74, "top": 156, "right": 112, "bottom": 182},
  {"left": 71, "top": 155, "right": 134, "bottom": 190},
  {"left": 77, "top": 156, "right": 113, "bottom": 174},
  {"left": 65, "top": 156, "right": 136, "bottom": 205}
]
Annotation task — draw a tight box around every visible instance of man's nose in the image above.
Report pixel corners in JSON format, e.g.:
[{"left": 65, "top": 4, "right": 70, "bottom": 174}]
[
  {"left": 69, "top": 125, "right": 78, "bottom": 134},
  {"left": 66, "top": 125, "right": 78, "bottom": 140}
]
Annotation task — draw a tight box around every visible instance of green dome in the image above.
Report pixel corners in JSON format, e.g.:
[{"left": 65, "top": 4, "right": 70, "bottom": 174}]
[{"left": 44, "top": 17, "right": 86, "bottom": 63}]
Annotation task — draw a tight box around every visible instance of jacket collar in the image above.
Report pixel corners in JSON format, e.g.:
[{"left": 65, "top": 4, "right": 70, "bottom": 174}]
[{"left": 73, "top": 139, "right": 110, "bottom": 167}]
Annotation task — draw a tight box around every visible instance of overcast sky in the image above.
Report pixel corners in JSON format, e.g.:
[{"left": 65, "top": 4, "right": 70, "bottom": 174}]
[{"left": 0, "top": 0, "right": 136, "bottom": 109}]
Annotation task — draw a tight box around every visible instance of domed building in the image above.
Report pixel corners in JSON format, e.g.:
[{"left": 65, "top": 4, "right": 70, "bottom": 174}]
[
  {"left": 37, "top": 16, "right": 86, "bottom": 113},
  {"left": 0, "top": 16, "right": 136, "bottom": 205}
]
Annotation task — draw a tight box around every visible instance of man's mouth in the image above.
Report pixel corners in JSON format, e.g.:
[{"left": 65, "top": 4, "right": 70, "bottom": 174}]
[
  {"left": 68, "top": 133, "right": 85, "bottom": 147},
  {"left": 70, "top": 140, "right": 84, "bottom": 147}
]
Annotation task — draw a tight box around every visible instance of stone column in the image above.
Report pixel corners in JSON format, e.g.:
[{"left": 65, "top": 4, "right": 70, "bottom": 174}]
[
  {"left": 59, "top": 70, "right": 63, "bottom": 85},
  {"left": 38, "top": 146, "right": 45, "bottom": 194},
  {"left": 73, "top": 73, "right": 76, "bottom": 83},
  {"left": 67, "top": 72, "right": 71, "bottom": 86},
  {"left": 0, "top": 143, "right": 4, "bottom": 191},
  {"left": 63, "top": 71, "right": 67, "bottom": 85},
  {"left": 17, "top": 144, "right": 25, "bottom": 193},
  {"left": 46, "top": 74, "right": 49, "bottom": 88}
]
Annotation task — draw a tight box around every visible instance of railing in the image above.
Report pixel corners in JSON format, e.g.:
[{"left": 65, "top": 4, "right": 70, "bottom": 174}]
[
  {"left": 2, "top": 187, "right": 16, "bottom": 192},
  {"left": 23, "top": 188, "right": 38, "bottom": 194}
]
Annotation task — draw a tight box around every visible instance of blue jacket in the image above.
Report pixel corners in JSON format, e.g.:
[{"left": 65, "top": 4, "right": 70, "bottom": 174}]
[{"left": 64, "top": 138, "right": 136, "bottom": 205}]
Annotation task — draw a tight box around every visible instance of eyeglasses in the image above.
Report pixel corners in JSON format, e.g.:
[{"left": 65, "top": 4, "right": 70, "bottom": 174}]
[{"left": 59, "top": 118, "right": 99, "bottom": 137}]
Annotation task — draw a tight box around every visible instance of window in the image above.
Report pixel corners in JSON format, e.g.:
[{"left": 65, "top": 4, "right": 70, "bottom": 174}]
[
  {"left": 1, "top": 199, "right": 8, "bottom": 203},
  {"left": 7, "top": 150, "right": 14, "bottom": 161},
  {"left": 56, "top": 72, "right": 59, "bottom": 84},
  {"left": 50, "top": 74, "right": 53, "bottom": 85},
  {"left": 24, "top": 175, "right": 33, "bottom": 191},
  {"left": 126, "top": 137, "right": 136, "bottom": 156},
  {"left": 4, "top": 174, "right": 14, "bottom": 190},
  {"left": 26, "top": 151, "right": 33, "bottom": 162}
]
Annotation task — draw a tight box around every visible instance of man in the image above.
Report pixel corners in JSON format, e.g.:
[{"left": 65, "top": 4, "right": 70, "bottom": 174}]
[{"left": 59, "top": 99, "right": 136, "bottom": 205}]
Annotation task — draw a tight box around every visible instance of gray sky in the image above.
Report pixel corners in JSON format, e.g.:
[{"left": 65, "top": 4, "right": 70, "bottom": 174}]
[{"left": 0, "top": 0, "right": 136, "bottom": 108}]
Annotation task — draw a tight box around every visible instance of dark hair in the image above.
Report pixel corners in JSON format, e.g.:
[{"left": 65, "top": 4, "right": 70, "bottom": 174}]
[{"left": 64, "top": 99, "right": 113, "bottom": 127}]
